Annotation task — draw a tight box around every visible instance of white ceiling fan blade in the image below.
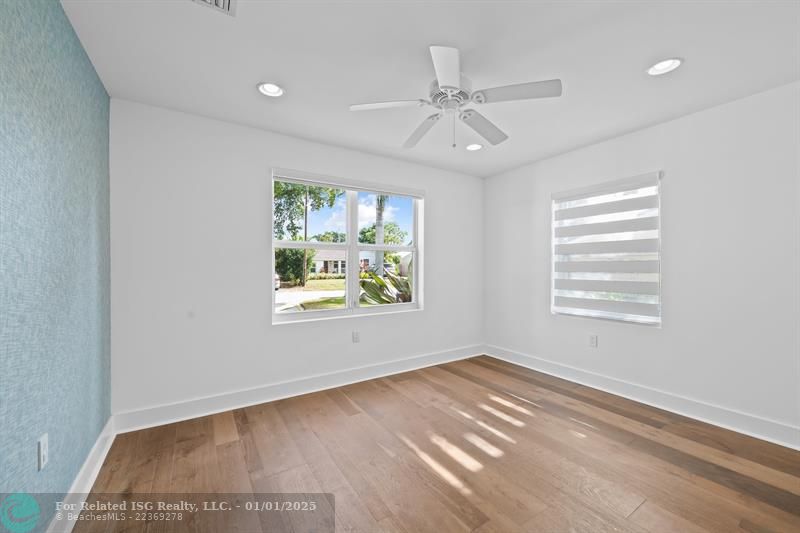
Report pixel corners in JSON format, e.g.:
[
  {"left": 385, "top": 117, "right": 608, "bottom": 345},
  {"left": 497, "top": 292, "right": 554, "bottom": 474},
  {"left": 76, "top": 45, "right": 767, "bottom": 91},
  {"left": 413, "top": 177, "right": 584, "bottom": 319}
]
[
  {"left": 350, "top": 99, "right": 427, "bottom": 111},
  {"left": 430, "top": 46, "right": 461, "bottom": 91},
  {"left": 459, "top": 109, "right": 508, "bottom": 145},
  {"left": 472, "top": 79, "right": 562, "bottom": 104},
  {"left": 403, "top": 113, "right": 441, "bottom": 148}
]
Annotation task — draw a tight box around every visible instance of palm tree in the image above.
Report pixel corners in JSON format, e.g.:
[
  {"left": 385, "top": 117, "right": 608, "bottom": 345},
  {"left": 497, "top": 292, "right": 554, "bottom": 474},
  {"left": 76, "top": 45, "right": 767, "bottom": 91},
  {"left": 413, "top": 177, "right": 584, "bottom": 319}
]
[{"left": 375, "top": 195, "right": 387, "bottom": 276}]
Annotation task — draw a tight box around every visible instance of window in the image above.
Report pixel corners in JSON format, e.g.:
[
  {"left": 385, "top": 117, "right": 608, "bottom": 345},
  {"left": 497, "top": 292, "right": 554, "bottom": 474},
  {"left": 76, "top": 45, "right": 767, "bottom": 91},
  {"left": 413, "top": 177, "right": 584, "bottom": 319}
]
[
  {"left": 272, "top": 169, "right": 423, "bottom": 322},
  {"left": 551, "top": 172, "right": 661, "bottom": 325}
]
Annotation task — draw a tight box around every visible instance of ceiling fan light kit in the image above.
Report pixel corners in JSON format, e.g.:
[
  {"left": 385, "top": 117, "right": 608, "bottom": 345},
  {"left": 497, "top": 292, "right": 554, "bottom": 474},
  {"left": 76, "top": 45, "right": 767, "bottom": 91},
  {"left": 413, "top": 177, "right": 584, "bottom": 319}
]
[{"left": 350, "top": 45, "right": 563, "bottom": 149}]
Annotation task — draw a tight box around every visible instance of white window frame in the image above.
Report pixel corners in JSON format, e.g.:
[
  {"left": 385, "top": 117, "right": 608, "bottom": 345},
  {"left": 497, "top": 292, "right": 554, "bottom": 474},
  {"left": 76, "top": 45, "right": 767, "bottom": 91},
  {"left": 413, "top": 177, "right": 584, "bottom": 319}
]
[{"left": 271, "top": 168, "right": 424, "bottom": 324}]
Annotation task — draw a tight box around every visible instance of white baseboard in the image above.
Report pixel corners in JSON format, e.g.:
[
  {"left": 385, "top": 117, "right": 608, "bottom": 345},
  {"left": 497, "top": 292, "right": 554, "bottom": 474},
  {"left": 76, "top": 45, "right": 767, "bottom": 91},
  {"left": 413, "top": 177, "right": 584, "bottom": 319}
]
[
  {"left": 113, "top": 344, "right": 485, "bottom": 433},
  {"left": 47, "top": 416, "right": 115, "bottom": 533},
  {"left": 484, "top": 344, "right": 800, "bottom": 451}
]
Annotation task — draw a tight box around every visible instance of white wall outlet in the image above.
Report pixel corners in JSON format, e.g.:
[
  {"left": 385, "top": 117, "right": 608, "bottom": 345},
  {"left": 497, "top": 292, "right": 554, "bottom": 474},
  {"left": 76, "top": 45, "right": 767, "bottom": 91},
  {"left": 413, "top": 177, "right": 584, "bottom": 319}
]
[
  {"left": 352, "top": 331, "right": 360, "bottom": 343},
  {"left": 589, "top": 335, "right": 599, "bottom": 348},
  {"left": 38, "top": 433, "right": 49, "bottom": 471}
]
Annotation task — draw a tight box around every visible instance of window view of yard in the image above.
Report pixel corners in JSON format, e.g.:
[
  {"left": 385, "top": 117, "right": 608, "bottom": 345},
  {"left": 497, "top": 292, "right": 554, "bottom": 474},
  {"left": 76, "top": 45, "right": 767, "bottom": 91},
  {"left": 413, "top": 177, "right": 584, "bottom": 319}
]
[
  {"left": 273, "top": 249, "right": 415, "bottom": 312},
  {"left": 358, "top": 250, "right": 414, "bottom": 307},
  {"left": 274, "top": 248, "right": 347, "bottom": 312},
  {"left": 273, "top": 178, "right": 417, "bottom": 315},
  {"left": 275, "top": 279, "right": 347, "bottom": 311}
]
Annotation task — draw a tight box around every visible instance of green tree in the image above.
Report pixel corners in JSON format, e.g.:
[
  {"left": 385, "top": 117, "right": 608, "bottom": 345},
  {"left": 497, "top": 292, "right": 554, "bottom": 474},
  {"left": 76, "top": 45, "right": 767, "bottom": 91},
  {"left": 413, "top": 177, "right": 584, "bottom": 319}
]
[
  {"left": 312, "top": 231, "right": 346, "bottom": 243},
  {"left": 273, "top": 182, "right": 341, "bottom": 284},
  {"left": 361, "top": 217, "right": 406, "bottom": 273},
  {"left": 273, "top": 182, "right": 340, "bottom": 240},
  {"left": 275, "top": 248, "right": 315, "bottom": 285},
  {"left": 358, "top": 222, "right": 407, "bottom": 245}
]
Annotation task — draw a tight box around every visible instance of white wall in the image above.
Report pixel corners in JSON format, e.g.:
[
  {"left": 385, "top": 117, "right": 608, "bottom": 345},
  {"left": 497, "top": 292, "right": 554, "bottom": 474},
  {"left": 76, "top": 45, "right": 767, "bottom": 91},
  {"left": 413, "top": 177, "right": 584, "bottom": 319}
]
[
  {"left": 110, "top": 99, "right": 484, "bottom": 416},
  {"left": 484, "top": 82, "right": 800, "bottom": 447},
  {"left": 110, "top": 85, "right": 799, "bottom": 447}
]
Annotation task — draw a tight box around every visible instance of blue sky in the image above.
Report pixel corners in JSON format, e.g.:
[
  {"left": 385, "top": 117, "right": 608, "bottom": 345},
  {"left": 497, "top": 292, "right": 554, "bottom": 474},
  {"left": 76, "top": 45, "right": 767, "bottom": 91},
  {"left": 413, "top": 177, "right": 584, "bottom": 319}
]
[{"left": 305, "top": 192, "right": 414, "bottom": 244}]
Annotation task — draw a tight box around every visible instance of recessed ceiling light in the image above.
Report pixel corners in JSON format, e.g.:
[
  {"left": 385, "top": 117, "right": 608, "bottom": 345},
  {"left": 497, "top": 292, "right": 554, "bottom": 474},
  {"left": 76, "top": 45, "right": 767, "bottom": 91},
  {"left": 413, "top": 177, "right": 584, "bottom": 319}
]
[
  {"left": 466, "top": 143, "right": 483, "bottom": 151},
  {"left": 647, "top": 58, "right": 682, "bottom": 76},
  {"left": 257, "top": 82, "right": 284, "bottom": 97}
]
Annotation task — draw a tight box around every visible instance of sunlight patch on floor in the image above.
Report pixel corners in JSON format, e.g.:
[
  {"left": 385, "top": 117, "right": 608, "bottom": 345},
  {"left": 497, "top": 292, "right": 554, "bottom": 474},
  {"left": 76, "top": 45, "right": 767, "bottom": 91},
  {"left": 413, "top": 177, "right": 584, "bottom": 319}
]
[
  {"left": 475, "top": 420, "right": 516, "bottom": 444},
  {"left": 397, "top": 433, "right": 472, "bottom": 495},
  {"left": 451, "top": 407, "right": 518, "bottom": 443},
  {"left": 478, "top": 403, "right": 526, "bottom": 427},
  {"left": 489, "top": 394, "right": 536, "bottom": 416},
  {"left": 503, "top": 392, "right": 543, "bottom": 409},
  {"left": 429, "top": 434, "right": 483, "bottom": 472},
  {"left": 464, "top": 433, "right": 504, "bottom": 458}
]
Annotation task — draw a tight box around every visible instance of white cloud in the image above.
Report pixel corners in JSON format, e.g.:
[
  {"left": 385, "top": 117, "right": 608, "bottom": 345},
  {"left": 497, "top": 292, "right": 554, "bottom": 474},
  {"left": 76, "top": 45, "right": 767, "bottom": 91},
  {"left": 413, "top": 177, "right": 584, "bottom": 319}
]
[
  {"left": 359, "top": 194, "right": 397, "bottom": 228},
  {"left": 324, "top": 197, "right": 347, "bottom": 231},
  {"left": 324, "top": 194, "right": 398, "bottom": 232}
]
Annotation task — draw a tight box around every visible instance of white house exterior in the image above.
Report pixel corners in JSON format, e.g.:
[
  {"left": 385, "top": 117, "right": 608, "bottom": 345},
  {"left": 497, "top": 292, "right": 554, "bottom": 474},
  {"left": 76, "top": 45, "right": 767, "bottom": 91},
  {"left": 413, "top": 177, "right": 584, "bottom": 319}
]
[
  {"left": 311, "top": 249, "right": 412, "bottom": 276},
  {"left": 310, "top": 249, "right": 346, "bottom": 274}
]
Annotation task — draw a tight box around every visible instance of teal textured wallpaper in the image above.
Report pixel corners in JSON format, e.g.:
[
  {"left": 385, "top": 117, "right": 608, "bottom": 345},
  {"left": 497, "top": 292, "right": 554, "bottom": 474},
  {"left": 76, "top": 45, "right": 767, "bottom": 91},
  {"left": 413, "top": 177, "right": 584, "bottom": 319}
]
[{"left": 0, "top": 0, "right": 110, "bottom": 501}]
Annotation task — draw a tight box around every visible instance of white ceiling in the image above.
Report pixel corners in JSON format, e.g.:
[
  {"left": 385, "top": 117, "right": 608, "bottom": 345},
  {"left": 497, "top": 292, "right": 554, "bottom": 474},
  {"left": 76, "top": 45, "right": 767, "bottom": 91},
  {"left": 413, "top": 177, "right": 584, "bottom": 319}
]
[{"left": 62, "top": 0, "right": 799, "bottom": 178}]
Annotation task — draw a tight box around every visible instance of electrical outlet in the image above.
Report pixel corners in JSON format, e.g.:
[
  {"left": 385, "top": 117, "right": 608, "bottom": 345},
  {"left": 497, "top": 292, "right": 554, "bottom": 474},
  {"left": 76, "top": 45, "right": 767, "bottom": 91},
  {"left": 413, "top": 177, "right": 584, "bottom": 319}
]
[
  {"left": 38, "top": 433, "right": 48, "bottom": 471},
  {"left": 352, "top": 331, "right": 360, "bottom": 343},
  {"left": 589, "top": 335, "right": 599, "bottom": 348}
]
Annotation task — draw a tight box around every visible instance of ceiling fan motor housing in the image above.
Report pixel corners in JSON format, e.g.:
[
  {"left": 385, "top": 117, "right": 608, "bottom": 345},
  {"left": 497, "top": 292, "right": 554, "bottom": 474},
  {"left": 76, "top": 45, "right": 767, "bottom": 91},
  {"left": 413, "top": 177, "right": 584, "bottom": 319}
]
[{"left": 429, "top": 76, "right": 472, "bottom": 109}]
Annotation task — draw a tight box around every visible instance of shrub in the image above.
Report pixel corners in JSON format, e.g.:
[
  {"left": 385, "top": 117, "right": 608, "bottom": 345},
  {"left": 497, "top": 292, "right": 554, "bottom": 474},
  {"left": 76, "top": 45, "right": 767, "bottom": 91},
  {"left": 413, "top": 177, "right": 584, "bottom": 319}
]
[
  {"left": 275, "top": 248, "right": 315, "bottom": 284},
  {"left": 360, "top": 265, "right": 412, "bottom": 304},
  {"left": 308, "top": 273, "right": 346, "bottom": 280}
]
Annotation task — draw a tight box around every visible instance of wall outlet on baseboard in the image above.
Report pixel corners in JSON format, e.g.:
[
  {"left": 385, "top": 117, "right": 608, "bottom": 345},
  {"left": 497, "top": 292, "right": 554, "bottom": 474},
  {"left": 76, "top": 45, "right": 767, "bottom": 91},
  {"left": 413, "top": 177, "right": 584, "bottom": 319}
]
[
  {"left": 38, "top": 433, "right": 49, "bottom": 471},
  {"left": 589, "top": 335, "right": 599, "bottom": 348},
  {"left": 352, "top": 331, "right": 360, "bottom": 343}
]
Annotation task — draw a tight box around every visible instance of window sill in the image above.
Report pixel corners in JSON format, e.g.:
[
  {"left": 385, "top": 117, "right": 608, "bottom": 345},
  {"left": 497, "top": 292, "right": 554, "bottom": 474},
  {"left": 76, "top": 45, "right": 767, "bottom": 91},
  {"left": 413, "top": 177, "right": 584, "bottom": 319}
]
[{"left": 272, "top": 303, "right": 422, "bottom": 325}]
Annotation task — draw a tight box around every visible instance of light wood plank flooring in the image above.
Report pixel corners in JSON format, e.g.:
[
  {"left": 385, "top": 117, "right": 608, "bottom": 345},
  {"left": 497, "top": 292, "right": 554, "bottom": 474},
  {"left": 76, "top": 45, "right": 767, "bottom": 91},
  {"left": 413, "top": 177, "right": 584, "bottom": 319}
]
[{"left": 80, "top": 356, "right": 800, "bottom": 532}]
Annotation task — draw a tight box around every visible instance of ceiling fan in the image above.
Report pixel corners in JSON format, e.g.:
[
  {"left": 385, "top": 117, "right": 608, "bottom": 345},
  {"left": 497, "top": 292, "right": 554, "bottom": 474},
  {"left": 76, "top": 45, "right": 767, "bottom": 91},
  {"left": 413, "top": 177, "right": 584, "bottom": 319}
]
[{"left": 349, "top": 46, "right": 563, "bottom": 149}]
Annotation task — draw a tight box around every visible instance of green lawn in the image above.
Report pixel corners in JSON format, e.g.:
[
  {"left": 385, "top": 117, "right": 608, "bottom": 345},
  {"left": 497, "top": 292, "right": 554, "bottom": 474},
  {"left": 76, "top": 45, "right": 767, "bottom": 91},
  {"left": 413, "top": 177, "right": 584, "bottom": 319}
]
[
  {"left": 299, "top": 296, "right": 345, "bottom": 310},
  {"left": 303, "top": 279, "right": 345, "bottom": 291},
  {"left": 298, "top": 296, "right": 384, "bottom": 311}
]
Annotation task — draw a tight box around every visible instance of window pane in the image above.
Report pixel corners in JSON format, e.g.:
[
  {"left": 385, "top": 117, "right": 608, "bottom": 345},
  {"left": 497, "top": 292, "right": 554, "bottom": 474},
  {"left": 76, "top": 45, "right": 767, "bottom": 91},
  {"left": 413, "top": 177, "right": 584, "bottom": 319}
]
[
  {"left": 357, "top": 192, "right": 414, "bottom": 245},
  {"left": 273, "top": 180, "right": 346, "bottom": 242},
  {"left": 358, "top": 250, "right": 414, "bottom": 306},
  {"left": 274, "top": 248, "right": 346, "bottom": 313}
]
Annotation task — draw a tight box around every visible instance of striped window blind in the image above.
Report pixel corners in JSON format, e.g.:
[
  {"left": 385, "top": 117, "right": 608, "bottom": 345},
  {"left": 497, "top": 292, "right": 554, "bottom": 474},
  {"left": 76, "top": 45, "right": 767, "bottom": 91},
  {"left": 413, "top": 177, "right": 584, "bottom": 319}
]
[{"left": 551, "top": 172, "right": 662, "bottom": 325}]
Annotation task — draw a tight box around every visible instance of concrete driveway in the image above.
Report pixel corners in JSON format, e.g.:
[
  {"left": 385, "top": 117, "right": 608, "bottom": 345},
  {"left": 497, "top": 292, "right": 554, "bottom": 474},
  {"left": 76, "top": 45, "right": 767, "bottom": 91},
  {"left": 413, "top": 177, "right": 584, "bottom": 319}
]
[{"left": 275, "top": 289, "right": 345, "bottom": 308}]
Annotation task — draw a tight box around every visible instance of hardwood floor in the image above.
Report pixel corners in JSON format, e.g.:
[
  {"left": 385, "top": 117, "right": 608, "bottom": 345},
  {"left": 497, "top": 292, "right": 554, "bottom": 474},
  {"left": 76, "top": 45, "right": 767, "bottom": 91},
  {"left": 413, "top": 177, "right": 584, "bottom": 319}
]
[{"left": 80, "top": 356, "right": 800, "bottom": 532}]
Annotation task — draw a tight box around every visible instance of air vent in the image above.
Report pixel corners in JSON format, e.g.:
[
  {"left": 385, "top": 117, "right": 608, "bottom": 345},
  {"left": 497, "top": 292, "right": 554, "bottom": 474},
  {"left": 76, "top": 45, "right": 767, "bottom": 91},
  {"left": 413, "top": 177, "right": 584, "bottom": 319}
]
[{"left": 190, "top": 0, "right": 236, "bottom": 16}]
